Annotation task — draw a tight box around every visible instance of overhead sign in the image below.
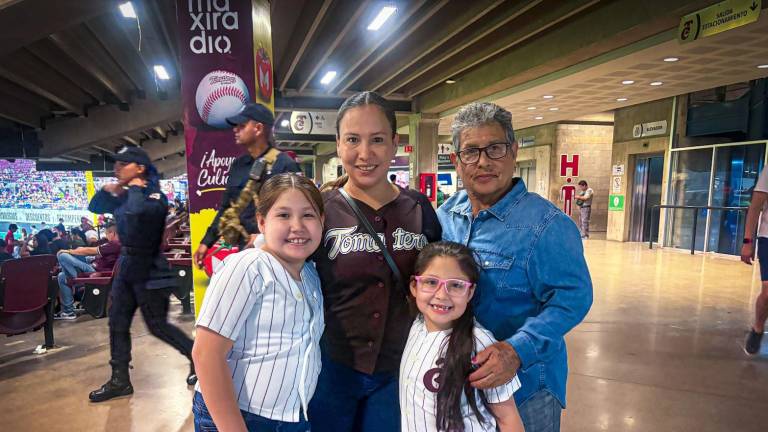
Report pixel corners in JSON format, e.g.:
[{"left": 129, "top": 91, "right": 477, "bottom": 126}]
[
  {"left": 609, "top": 194, "right": 625, "bottom": 211},
  {"left": 679, "top": 0, "right": 761, "bottom": 43},
  {"left": 632, "top": 120, "right": 668, "bottom": 138},
  {"left": 289, "top": 111, "right": 337, "bottom": 135}
]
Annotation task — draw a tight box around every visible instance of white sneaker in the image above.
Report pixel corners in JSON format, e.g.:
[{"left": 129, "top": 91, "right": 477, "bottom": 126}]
[{"left": 54, "top": 311, "right": 77, "bottom": 320}]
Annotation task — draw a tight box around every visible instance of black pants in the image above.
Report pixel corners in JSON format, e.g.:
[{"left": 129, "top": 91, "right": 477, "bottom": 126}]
[{"left": 108, "top": 271, "right": 193, "bottom": 370}]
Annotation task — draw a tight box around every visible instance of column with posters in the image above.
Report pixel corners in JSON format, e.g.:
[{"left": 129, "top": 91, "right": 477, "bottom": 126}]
[{"left": 176, "top": 0, "right": 274, "bottom": 315}]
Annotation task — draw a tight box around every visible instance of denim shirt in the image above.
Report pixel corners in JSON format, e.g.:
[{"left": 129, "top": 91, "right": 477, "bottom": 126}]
[{"left": 437, "top": 179, "right": 593, "bottom": 407}]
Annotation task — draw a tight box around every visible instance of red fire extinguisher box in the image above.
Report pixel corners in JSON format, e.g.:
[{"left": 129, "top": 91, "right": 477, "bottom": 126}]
[{"left": 419, "top": 173, "right": 437, "bottom": 201}]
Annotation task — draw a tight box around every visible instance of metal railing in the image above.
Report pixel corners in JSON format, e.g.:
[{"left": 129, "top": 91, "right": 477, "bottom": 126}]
[{"left": 648, "top": 204, "right": 749, "bottom": 254}]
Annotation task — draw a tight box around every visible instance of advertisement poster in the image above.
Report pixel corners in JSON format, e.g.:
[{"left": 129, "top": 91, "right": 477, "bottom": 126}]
[{"left": 176, "top": 0, "right": 274, "bottom": 314}]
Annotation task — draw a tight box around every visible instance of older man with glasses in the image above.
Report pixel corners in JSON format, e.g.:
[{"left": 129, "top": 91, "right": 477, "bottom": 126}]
[{"left": 437, "top": 102, "right": 593, "bottom": 432}]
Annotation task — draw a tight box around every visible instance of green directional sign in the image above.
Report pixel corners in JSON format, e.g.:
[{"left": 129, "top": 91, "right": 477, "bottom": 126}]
[
  {"left": 608, "top": 195, "right": 625, "bottom": 211},
  {"left": 679, "top": 0, "right": 761, "bottom": 43}
]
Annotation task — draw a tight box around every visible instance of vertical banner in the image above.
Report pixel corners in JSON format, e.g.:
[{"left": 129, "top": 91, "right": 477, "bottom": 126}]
[{"left": 176, "top": 0, "right": 273, "bottom": 315}]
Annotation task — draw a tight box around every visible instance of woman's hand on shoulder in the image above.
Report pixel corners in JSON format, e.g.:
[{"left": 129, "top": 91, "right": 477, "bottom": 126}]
[
  {"left": 127, "top": 178, "right": 146, "bottom": 187},
  {"left": 102, "top": 183, "right": 124, "bottom": 195}
]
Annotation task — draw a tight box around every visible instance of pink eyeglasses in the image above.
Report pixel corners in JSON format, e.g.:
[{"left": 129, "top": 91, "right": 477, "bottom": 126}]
[{"left": 413, "top": 276, "right": 474, "bottom": 296}]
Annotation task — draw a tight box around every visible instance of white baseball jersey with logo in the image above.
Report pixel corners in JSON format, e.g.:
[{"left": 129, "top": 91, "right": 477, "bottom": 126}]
[
  {"left": 195, "top": 248, "right": 324, "bottom": 422},
  {"left": 399, "top": 315, "right": 521, "bottom": 432}
]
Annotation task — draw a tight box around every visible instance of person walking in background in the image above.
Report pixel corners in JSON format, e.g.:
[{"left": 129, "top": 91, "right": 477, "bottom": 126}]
[
  {"left": 740, "top": 165, "right": 768, "bottom": 355},
  {"left": 575, "top": 180, "right": 594, "bottom": 239}
]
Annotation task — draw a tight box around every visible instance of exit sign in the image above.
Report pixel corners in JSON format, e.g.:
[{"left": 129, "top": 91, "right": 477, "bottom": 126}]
[{"left": 404, "top": 145, "right": 413, "bottom": 153}]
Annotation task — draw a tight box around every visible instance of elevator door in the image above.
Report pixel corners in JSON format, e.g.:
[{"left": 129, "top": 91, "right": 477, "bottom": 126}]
[
  {"left": 630, "top": 155, "right": 664, "bottom": 242},
  {"left": 518, "top": 160, "right": 536, "bottom": 193}
]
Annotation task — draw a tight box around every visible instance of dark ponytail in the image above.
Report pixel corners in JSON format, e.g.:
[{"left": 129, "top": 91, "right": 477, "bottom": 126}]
[{"left": 412, "top": 242, "right": 492, "bottom": 431}]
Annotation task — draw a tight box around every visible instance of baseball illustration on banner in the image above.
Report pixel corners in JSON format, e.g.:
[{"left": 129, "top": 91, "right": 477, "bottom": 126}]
[{"left": 195, "top": 70, "right": 249, "bottom": 129}]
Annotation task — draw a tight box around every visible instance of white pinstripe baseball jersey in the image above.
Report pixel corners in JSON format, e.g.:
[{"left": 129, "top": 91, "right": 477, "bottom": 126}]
[
  {"left": 399, "top": 315, "right": 521, "bottom": 432},
  {"left": 195, "top": 248, "right": 324, "bottom": 423}
]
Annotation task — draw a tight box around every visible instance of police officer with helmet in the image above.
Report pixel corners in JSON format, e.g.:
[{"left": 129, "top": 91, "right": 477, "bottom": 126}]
[{"left": 88, "top": 146, "right": 196, "bottom": 403}]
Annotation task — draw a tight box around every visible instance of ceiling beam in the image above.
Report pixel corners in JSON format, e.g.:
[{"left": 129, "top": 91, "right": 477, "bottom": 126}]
[
  {"left": 92, "top": 144, "right": 116, "bottom": 154},
  {"left": 141, "top": 133, "right": 185, "bottom": 161},
  {"left": 26, "top": 37, "right": 112, "bottom": 102},
  {"left": 0, "top": 77, "right": 51, "bottom": 113},
  {"left": 122, "top": 136, "right": 140, "bottom": 146},
  {"left": 153, "top": 153, "right": 186, "bottom": 175},
  {"left": 38, "top": 93, "right": 181, "bottom": 157},
  {"left": 380, "top": 0, "right": 544, "bottom": 96},
  {"left": 363, "top": 0, "right": 507, "bottom": 93},
  {"left": 85, "top": 16, "right": 152, "bottom": 97},
  {"left": 406, "top": 0, "right": 601, "bottom": 97},
  {"left": 0, "top": 94, "right": 45, "bottom": 128},
  {"left": 296, "top": 0, "right": 373, "bottom": 93},
  {"left": 332, "top": 0, "right": 448, "bottom": 94},
  {"left": 0, "top": 0, "right": 114, "bottom": 57},
  {"left": 278, "top": 0, "right": 333, "bottom": 91},
  {"left": 0, "top": 49, "right": 92, "bottom": 116},
  {"left": 326, "top": 0, "right": 433, "bottom": 93},
  {"left": 49, "top": 27, "right": 134, "bottom": 104}
]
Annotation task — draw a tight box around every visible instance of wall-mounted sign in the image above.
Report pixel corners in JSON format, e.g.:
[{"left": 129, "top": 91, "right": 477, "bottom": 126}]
[
  {"left": 520, "top": 136, "right": 535, "bottom": 147},
  {"left": 404, "top": 145, "right": 414, "bottom": 153},
  {"left": 612, "top": 176, "right": 622, "bottom": 193},
  {"left": 612, "top": 164, "right": 625, "bottom": 175},
  {"left": 438, "top": 143, "right": 453, "bottom": 155},
  {"left": 632, "top": 120, "right": 668, "bottom": 138},
  {"left": 559, "top": 154, "right": 580, "bottom": 177},
  {"left": 609, "top": 194, "right": 625, "bottom": 211},
  {"left": 679, "top": 0, "right": 761, "bottom": 43},
  {"left": 289, "top": 111, "right": 337, "bottom": 135}
]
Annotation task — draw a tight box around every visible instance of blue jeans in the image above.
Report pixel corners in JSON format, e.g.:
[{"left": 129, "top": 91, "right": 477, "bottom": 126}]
[
  {"left": 193, "top": 392, "right": 309, "bottom": 432},
  {"left": 308, "top": 353, "right": 400, "bottom": 432},
  {"left": 518, "top": 389, "right": 563, "bottom": 432},
  {"left": 57, "top": 252, "right": 95, "bottom": 313}
]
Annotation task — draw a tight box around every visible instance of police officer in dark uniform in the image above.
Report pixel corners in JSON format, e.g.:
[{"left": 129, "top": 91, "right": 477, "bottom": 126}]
[
  {"left": 193, "top": 102, "right": 301, "bottom": 267},
  {"left": 88, "top": 146, "right": 196, "bottom": 403}
]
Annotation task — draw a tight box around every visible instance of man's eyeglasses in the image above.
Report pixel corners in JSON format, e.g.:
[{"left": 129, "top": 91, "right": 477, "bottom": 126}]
[
  {"left": 455, "top": 142, "right": 511, "bottom": 164},
  {"left": 413, "top": 275, "right": 473, "bottom": 297}
]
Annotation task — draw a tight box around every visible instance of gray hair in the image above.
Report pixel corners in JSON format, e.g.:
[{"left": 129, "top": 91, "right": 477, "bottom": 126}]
[{"left": 451, "top": 102, "right": 516, "bottom": 151}]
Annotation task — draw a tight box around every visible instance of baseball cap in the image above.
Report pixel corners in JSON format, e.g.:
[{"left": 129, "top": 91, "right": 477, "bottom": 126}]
[
  {"left": 113, "top": 146, "right": 151, "bottom": 166},
  {"left": 226, "top": 102, "right": 275, "bottom": 126}
]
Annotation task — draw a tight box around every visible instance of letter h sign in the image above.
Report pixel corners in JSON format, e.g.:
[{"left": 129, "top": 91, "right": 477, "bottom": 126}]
[{"left": 560, "top": 154, "right": 579, "bottom": 177}]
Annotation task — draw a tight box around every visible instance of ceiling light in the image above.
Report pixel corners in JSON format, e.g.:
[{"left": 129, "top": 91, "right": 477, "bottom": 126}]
[
  {"left": 663, "top": 57, "right": 679, "bottom": 62},
  {"left": 534, "top": 116, "right": 544, "bottom": 120},
  {"left": 445, "top": 79, "right": 456, "bottom": 84},
  {"left": 621, "top": 80, "right": 635, "bottom": 85},
  {"left": 153, "top": 65, "right": 170, "bottom": 80},
  {"left": 616, "top": 97, "right": 628, "bottom": 102},
  {"left": 119, "top": 2, "right": 137, "bottom": 18},
  {"left": 758, "top": 64, "right": 768, "bottom": 69},
  {"left": 549, "top": 107, "right": 559, "bottom": 111},
  {"left": 527, "top": 107, "right": 536, "bottom": 110},
  {"left": 320, "top": 71, "right": 337, "bottom": 85},
  {"left": 542, "top": 95, "right": 554, "bottom": 99},
  {"left": 280, "top": 119, "right": 290, "bottom": 127},
  {"left": 650, "top": 81, "right": 664, "bottom": 86},
  {"left": 367, "top": 6, "right": 397, "bottom": 31}
]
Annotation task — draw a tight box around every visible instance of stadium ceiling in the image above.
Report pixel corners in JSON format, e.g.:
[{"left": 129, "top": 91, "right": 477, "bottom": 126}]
[{"left": 0, "top": 0, "right": 735, "bottom": 176}]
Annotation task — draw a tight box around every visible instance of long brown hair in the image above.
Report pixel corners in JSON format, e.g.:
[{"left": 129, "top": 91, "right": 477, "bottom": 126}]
[
  {"left": 255, "top": 173, "right": 324, "bottom": 217},
  {"left": 412, "top": 241, "right": 492, "bottom": 431}
]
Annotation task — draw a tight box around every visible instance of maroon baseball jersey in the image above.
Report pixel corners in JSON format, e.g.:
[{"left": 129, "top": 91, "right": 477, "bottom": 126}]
[{"left": 313, "top": 187, "right": 442, "bottom": 374}]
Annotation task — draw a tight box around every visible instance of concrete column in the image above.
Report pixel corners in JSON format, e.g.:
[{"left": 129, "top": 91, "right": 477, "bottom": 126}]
[{"left": 408, "top": 113, "right": 440, "bottom": 201}]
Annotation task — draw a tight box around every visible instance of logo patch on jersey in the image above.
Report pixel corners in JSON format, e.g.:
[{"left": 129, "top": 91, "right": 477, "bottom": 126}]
[
  {"left": 149, "top": 193, "right": 161, "bottom": 199},
  {"left": 324, "top": 226, "right": 427, "bottom": 260},
  {"left": 423, "top": 357, "right": 445, "bottom": 393}
]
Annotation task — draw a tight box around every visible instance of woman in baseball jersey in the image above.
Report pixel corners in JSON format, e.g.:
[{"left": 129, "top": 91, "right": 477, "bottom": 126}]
[
  {"left": 401, "top": 241, "right": 523, "bottom": 432},
  {"left": 308, "top": 91, "right": 442, "bottom": 432},
  {"left": 191, "top": 174, "right": 325, "bottom": 432}
]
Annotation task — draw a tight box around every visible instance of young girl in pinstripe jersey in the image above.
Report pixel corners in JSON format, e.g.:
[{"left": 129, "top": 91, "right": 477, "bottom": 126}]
[
  {"left": 192, "top": 174, "right": 325, "bottom": 432},
  {"left": 400, "top": 242, "right": 524, "bottom": 432}
]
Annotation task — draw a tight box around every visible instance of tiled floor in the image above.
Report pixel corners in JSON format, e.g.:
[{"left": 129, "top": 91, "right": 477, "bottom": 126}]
[{"left": 1, "top": 241, "right": 767, "bottom": 431}]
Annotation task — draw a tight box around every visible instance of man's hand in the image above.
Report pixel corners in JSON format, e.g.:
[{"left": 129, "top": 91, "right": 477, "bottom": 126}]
[
  {"left": 469, "top": 341, "right": 521, "bottom": 390},
  {"left": 741, "top": 243, "right": 755, "bottom": 265},
  {"left": 194, "top": 243, "right": 209, "bottom": 269},
  {"left": 127, "top": 178, "right": 146, "bottom": 187}
]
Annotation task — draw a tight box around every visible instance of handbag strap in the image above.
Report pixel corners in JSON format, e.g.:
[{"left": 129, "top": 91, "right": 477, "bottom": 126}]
[{"left": 338, "top": 188, "right": 402, "bottom": 286}]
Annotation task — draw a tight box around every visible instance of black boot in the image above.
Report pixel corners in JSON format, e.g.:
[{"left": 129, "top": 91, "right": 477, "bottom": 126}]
[
  {"left": 89, "top": 366, "right": 134, "bottom": 402},
  {"left": 186, "top": 362, "right": 197, "bottom": 386}
]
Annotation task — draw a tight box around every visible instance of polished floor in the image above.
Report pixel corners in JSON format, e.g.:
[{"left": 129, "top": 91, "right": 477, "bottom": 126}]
[{"left": 1, "top": 240, "right": 767, "bottom": 431}]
